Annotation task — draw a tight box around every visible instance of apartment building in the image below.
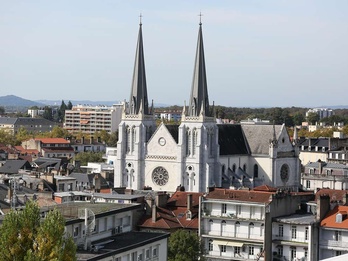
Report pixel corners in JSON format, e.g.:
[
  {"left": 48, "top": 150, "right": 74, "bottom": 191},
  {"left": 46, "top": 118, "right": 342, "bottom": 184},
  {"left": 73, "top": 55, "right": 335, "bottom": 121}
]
[
  {"left": 64, "top": 104, "right": 122, "bottom": 134},
  {"left": 301, "top": 161, "right": 348, "bottom": 191},
  {"left": 22, "top": 138, "right": 74, "bottom": 159},
  {"left": 199, "top": 186, "right": 313, "bottom": 261},
  {"left": 272, "top": 214, "right": 316, "bottom": 261},
  {"left": 320, "top": 205, "right": 348, "bottom": 259}
]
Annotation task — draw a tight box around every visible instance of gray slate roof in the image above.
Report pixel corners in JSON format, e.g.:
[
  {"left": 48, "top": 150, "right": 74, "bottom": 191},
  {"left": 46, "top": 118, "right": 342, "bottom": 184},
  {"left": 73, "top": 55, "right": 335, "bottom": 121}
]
[
  {"left": 241, "top": 125, "right": 282, "bottom": 155},
  {"left": 0, "top": 160, "right": 32, "bottom": 174}
]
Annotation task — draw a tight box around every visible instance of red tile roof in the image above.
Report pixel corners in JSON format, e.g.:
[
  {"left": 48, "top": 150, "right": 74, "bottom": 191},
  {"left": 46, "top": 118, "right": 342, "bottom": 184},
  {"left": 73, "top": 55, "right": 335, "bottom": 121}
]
[
  {"left": 315, "top": 188, "right": 348, "bottom": 202},
  {"left": 321, "top": 205, "right": 348, "bottom": 229},
  {"left": 35, "top": 138, "right": 70, "bottom": 144},
  {"left": 167, "top": 191, "right": 203, "bottom": 207},
  {"left": 253, "top": 185, "right": 277, "bottom": 192},
  {"left": 205, "top": 188, "right": 274, "bottom": 203}
]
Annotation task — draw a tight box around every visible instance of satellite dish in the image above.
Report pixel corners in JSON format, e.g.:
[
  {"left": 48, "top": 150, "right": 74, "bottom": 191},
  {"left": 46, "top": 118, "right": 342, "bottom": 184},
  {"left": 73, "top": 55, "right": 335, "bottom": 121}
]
[{"left": 78, "top": 208, "right": 95, "bottom": 234}]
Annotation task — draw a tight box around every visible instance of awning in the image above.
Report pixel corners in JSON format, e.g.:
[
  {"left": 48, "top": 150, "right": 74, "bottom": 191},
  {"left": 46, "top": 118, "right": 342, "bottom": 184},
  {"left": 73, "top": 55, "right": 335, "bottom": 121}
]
[{"left": 213, "top": 240, "right": 244, "bottom": 247}]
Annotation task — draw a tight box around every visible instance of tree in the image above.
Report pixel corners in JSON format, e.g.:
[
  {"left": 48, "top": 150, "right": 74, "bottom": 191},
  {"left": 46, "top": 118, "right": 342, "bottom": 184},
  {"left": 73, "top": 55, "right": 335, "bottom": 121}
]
[
  {"left": 168, "top": 230, "right": 205, "bottom": 261},
  {"left": 0, "top": 129, "right": 17, "bottom": 146},
  {"left": 292, "top": 112, "right": 305, "bottom": 126},
  {"left": 107, "top": 131, "right": 118, "bottom": 147},
  {"left": 0, "top": 106, "right": 5, "bottom": 115},
  {"left": 42, "top": 106, "right": 53, "bottom": 121},
  {"left": 73, "top": 151, "right": 104, "bottom": 166},
  {"left": 67, "top": 101, "right": 73, "bottom": 110},
  {"left": 306, "top": 112, "right": 319, "bottom": 125},
  {"left": 0, "top": 201, "right": 76, "bottom": 261}
]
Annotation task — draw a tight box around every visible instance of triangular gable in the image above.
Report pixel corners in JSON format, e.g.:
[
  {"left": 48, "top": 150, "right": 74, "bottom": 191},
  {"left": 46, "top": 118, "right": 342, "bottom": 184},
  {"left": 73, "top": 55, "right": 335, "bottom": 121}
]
[{"left": 147, "top": 123, "right": 178, "bottom": 157}]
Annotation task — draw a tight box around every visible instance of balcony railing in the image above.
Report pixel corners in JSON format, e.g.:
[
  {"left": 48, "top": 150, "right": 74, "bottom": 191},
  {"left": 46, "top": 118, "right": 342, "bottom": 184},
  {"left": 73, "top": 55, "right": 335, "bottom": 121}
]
[
  {"left": 320, "top": 240, "right": 348, "bottom": 248},
  {"left": 201, "top": 229, "right": 264, "bottom": 241},
  {"left": 273, "top": 234, "right": 308, "bottom": 244}
]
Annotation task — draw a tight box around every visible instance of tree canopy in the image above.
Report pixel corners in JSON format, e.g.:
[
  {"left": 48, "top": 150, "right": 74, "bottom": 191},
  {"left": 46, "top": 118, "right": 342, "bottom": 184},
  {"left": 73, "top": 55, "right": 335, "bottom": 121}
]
[
  {"left": 0, "top": 201, "right": 76, "bottom": 261},
  {"left": 168, "top": 230, "right": 205, "bottom": 261}
]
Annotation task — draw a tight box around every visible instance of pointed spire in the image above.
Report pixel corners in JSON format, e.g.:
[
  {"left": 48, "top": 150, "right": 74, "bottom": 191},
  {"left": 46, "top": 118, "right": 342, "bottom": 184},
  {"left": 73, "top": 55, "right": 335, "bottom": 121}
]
[
  {"left": 188, "top": 16, "right": 210, "bottom": 117},
  {"left": 129, "top": 16, "right": 149, "bottom": 115}
]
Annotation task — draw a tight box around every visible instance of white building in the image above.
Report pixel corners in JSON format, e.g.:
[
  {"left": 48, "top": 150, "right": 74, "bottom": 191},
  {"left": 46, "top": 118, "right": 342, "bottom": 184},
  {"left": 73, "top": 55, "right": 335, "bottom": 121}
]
[
  {"left": 319, "top": 205, "right": 348, "bottom": 259},
  {"left": 199, "top": 187, "right": 311, "bottom": 261},
  {"left": 272, "top": 214, "right": 316, "bottom": 261},
  {"left": 306, "top": 108, "right": 334, "bottom": 120},
  {"left": 64, "top": 104, "right": 123, "bottom": 134},
  {"left": 115, "top": 21, "right": 301, "bottom": 193}
]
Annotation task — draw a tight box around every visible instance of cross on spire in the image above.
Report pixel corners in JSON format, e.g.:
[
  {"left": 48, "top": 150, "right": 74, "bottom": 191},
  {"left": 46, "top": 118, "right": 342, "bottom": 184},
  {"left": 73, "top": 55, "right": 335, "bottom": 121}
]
[
  {"left": 139, "top": 13, "right": 143, "bottom": 25},
  {"left": 198, "top": 12, "right": 203, "bottom": 25}
]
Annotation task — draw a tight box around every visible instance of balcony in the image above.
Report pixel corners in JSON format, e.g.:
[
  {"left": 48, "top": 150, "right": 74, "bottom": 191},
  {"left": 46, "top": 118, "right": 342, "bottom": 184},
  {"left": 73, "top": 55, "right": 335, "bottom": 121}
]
[
  {"left": 320, "top": 240, "right": 348, "bottom": 248},
  {"left": 202, "top": 211, "right": 264, "bottom": 221},
  {"left": 273, "top": 234, "right": 308, "bottom": 244},
  {"left": 202, "top": 229, "right": 264, "bottom": 242}
]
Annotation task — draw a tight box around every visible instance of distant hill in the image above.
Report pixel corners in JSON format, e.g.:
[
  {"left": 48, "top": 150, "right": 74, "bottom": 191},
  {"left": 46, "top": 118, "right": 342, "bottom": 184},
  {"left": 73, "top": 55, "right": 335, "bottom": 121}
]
[
  {"left": 0, "top": 95, "right": 44, "bottom": 107},
  {"left": 35, "top": 99, "right": 120, "bottom": 106}
]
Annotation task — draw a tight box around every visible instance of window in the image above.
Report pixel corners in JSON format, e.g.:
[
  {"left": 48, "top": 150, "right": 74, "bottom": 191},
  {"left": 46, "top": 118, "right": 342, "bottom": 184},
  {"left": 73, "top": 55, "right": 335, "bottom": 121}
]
[
  {"left": 208, "top": 239, "right": 213, "bottom": 251},
  {"left": 73, "top": 226, "right": 79, "bottom": 237},
  {"left": 145, "top": 249, "right": 150, "bottom": 259},
  {"left": 336, "top": 251, "right": 342, "bottom": 256},
  {"left": 221, "top": 245, "right": 226, "bottom": 253},
  {"left": 291, "top": 226, "right": 297, "bottom": 239},
  {"left": 236, "top": 205, "right": 241, "bottom": 215},
  {"left": 249, "top": 246, "right": 254, "bottom": 255},
  {"left": 192, "top": 129, "right": 197, "bottom": 155},
  {"left": 305, "top": 227, "right": 309, "bottom": 240},
  {"left": 186, "top": 129, "right": 191, "bottom": 156},
  {"left": 335, "top": 231, "right": 342, "bottom": 241},
  {"left": 277, "top": 245, "right": 283, "bottom": 257},
  {"left": 138, "top": 253, "right": 143, "bottom": 261},
  {"left": 234, "top": 247, "right": 241, "bottom": 254},
  {"left": 243, "top": 164, "right": 247, "bottom": 172},
  {"left": 232, "top": 164, "right": 236, "bottom": 172},
  {"left": 222, "top": 204, "right": 227, "bottom": 214},
  {"left": 278, "top": 224, "right": 284, "bottom": 237},
  {"left": 152, "top": 247, "right": 158, "bottom": 257},
  {"left": 291, "top": 248, "right": 296, "bottom": 259},
  {"left": 253, "top": 164, "right": 258, "bottom": 178},
  {"left": 306, "top": 180, "right": 311, "bottom": 189}
]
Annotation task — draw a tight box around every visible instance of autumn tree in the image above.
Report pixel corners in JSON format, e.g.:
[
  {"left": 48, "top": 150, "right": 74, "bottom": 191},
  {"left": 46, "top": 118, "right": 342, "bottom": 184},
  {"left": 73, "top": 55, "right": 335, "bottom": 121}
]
[
  {"left": 0, "top": 201, "right": 76, "bottom": 261},
  {"left": 168, "top": 230, "right": 205, "bottom": 261}
]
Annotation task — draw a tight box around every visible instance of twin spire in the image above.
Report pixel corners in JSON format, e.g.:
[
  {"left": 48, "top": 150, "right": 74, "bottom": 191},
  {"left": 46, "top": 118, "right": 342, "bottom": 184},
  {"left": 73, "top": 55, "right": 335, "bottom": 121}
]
[{"left": 128, "top": 16, "right": 210, "bottom": 117}]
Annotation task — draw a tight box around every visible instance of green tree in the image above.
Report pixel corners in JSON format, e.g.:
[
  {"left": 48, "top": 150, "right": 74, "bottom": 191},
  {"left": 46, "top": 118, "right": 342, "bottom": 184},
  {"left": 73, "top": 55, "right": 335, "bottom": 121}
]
[
  {"left": 67, "top": 101, "right": 73, "bottom": 110},
  {"left": 0, "top": 106, "right": 5, "bottom": 115},
  {"left": 73, "top": 151, "right": 104, "bottom": 166},
  {"left": 49, "top": 126, "right": 71, "bottom": 139},
  {"left": 58, "top": 100, "right": 67, "bottom": 123},
  {"left": 107, "top": 131, "right": 118, "bottom": 147},
  {"left": 343, "top": 125, "right": 348, "bottom": 136},
  {"left": 292, "top": 112, "right": 305, "bottom": 126},
  {"left": 0, "top": 129, "right": 17, "bottom": 146},
  {"left": 168, "top": 230, "right": 205, "bottom": 261},
  {"left": 15, "top": 127, "right": 32, "bottom": 144},
  {"left": 0, "top": 201, "right": 76, "bottom": 261},
  {"left": 306, "top": 112, "right": 319, "bottom": 125},
  {"left": 42, "top": 106, "right": 53, "bottom": 121}
]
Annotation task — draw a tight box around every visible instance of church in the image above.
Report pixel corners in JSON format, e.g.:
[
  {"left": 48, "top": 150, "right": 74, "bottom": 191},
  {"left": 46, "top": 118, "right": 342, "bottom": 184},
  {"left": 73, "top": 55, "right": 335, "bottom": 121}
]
[{"left": 114, "top": 20, "right": 301, "bottom": 193}]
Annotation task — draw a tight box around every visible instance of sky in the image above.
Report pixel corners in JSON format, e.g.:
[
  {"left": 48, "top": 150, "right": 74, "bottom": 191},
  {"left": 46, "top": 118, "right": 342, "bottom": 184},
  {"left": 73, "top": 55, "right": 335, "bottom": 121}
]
[{"left": 1, "top": 1, "right": 348, "bottom": 108}]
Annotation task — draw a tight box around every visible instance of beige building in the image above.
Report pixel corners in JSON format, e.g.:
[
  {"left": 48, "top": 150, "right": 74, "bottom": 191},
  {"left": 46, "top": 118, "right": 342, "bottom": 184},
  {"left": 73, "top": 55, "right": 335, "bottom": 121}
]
[{"left": 64, "top": 104, "right": 123, "bottom": 134}]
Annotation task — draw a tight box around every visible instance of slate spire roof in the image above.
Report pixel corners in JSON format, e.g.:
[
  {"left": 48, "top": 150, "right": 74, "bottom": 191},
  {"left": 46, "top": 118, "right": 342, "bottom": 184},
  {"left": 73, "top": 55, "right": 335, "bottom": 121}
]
[
  {"left": 188, "top": 21, "right": 210, "bottom": 117},
  {"left": 129, "top": 19, "right": 149, "bottom": 115}
]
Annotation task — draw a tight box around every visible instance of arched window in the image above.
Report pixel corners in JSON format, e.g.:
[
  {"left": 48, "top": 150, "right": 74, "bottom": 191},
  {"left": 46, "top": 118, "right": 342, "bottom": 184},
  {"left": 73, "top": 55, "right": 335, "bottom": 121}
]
[
  {"left": 253, "top": 164, "right": 258, "bottom": 178},
  {"left": 232, "top": 164, "right": 236, "bottom": 172},
  {"left": 222, "top": 165, "right": 225, "bottom": 175},
  {"left": 186, "top": 129, "right": 191, "bottom": 156},
  {"left": 243, "top": 164, "right": 247, "bottom": 172},
  {"left": 208, "top": 239, "right": 213, "bottom": 252},
  {"left": 131, "top": 126, "right": 136, "bottom": 152},
  {"left": 126, "top": 126, "right": 131, "bottom": 153},
  {"left": 192, "top": 128, "right": 197, "bottom": 155}
]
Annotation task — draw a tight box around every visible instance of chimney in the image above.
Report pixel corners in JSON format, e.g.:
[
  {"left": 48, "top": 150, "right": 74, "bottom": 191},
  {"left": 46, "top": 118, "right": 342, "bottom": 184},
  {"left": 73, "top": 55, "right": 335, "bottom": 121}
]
[
  {"left": 152, "top": 204, "right": 157, "bottom": 223},
  {"left": 187, "top": 194, "right": 192, "bottom": 211},
  {"left": 342, "top": 193, "right": 348, "bottom": 206},
  {"left": 155, "top": 193, "right": 167, "bottom": 208},
  {"left": 316, "top": 195, "right": 330, "bottom": 222}
]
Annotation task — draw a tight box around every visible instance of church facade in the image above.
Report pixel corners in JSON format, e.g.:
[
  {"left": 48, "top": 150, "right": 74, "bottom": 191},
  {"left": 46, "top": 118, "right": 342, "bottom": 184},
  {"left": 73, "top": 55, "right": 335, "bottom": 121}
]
[{"left": 115, "top": 21, "right": 300, "bottom": 193}]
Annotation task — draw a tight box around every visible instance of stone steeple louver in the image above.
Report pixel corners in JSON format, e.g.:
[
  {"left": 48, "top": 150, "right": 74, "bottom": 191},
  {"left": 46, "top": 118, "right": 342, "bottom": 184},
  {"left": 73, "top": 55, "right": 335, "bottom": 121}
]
[
  {"left": 129, "top": 21, "right": 149, "bottom": 115},
  {"left": 188, "top": 21, "right": 210, "bottom": 117}
]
